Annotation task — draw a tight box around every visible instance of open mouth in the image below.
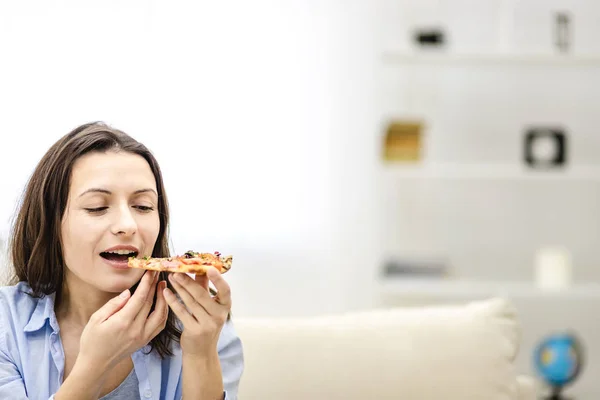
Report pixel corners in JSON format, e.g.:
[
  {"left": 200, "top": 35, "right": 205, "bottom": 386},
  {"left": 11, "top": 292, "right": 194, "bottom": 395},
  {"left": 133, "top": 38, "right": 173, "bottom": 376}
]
[{"left": 100, "top": 250, "right": 138, "bottom": 262}]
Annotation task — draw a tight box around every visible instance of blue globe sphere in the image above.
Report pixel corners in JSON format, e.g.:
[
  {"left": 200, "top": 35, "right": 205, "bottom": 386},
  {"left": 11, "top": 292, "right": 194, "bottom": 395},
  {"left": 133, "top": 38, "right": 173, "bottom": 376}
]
[{"left": 533, "top": 333, "right": 583, "bottom": 388}]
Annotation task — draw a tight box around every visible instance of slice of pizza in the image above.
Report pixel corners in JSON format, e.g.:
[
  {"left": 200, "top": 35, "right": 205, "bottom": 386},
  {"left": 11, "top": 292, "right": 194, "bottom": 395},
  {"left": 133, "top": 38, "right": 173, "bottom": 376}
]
[{"left": 128, "top": 250, "right": 233, "bottom": 274}]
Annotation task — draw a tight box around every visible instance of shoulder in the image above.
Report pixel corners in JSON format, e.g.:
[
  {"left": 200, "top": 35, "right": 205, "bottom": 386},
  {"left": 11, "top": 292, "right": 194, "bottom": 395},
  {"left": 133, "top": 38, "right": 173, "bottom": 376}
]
[
  {"left": 217, "top": 317, "right": 244, "bottom": 366},
  {"left": 218, "top": 317, "right": 242, "bottom": 348},
  {"left": 0, "top": 282, "right": 46, "bottom": 334},
  {"left": 0, "top": 281, "right": 39, "bottom": 310},
  {"left": 218, "top": 318, "right": 244, "bottom": 395}
]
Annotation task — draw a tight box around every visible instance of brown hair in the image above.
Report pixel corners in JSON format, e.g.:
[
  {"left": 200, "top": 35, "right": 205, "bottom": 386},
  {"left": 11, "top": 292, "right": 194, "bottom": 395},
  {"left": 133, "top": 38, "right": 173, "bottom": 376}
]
[{"left": 8, "top": 121, "right": 180, "bottom": 359}]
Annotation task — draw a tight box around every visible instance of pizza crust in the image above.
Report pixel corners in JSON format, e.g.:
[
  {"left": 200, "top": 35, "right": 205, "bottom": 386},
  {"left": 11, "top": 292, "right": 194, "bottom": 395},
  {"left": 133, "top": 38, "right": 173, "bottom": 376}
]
[{"left": 128, "top": 252, "right": 232, "bottom": 274}]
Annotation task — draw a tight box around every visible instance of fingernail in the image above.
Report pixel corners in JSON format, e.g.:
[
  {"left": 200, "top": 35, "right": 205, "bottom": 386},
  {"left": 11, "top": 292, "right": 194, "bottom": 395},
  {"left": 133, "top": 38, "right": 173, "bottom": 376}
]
[{"left": 119, "top": 289, "right": 129, "bottom": 299}]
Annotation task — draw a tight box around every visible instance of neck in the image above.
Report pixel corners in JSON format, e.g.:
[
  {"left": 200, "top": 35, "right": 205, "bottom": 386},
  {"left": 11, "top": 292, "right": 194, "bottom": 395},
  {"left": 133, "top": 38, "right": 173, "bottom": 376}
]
[{"left": 55, "top": 272, "right": 114, "bottom": 329}]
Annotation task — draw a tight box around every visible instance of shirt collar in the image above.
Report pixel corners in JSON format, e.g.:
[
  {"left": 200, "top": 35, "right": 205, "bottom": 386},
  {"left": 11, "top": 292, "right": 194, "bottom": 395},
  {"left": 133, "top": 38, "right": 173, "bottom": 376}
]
[{"left": 23, "top": 290, "right": 58, "bottom": 333}]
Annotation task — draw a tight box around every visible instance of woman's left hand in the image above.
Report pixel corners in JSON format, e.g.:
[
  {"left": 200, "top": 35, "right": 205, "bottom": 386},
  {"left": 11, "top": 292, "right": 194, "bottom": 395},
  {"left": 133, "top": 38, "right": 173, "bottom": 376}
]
[{"left": 163, "top": 268, "right": 231, "bottom": 357}]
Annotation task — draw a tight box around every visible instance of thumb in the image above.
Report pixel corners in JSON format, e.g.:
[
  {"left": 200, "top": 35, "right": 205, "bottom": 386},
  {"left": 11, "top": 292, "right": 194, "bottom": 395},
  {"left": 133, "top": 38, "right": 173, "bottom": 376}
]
[{"left": 94, "top": 289, "right": 131, "bottom": 323}]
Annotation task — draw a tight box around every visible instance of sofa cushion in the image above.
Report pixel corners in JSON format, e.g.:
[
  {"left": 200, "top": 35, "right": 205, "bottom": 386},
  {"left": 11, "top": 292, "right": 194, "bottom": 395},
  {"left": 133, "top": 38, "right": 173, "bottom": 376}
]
[{"left": 234, "top": 297, "right": 523, "bottom": 399}]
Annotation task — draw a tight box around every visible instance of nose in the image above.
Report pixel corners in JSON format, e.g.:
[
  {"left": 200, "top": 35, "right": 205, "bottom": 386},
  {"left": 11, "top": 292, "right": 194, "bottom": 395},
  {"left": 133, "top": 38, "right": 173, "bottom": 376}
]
[{"left": 111, "top": 205, "right": 137, "bottom": 236}]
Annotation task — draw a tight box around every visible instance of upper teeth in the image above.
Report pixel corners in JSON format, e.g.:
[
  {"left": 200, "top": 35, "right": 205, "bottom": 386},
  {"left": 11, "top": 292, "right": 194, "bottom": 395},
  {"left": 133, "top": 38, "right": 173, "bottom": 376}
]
[{"left": 107, "top": 250, "right": 136, "bottom": 255}]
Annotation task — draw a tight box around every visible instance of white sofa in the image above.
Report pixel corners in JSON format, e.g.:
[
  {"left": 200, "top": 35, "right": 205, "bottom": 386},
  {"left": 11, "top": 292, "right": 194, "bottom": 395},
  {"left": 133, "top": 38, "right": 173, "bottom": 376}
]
[{"left": 233, "top": 297, "right": 537, "bottom": 399}]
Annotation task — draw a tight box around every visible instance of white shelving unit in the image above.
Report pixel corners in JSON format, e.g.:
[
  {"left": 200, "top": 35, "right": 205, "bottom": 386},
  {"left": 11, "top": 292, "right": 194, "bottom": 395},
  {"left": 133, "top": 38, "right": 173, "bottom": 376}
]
[
  {"left": 381, "top": 163, "right": 600, "bottom": 181},
  {"left": 378, "top": 27, "right": 600, "bottom": 399},
  {"left": 379, "top": 277, "right": 600, "bottom": 301},
  {"left": 382, "top": 51, "right": 600, "bottom": 67},
  {"left": 380, "top": 51, "right": 600, "bottom": 181},
  {"left": 378, "top": 49, "right": 600, "bottom": 287}
]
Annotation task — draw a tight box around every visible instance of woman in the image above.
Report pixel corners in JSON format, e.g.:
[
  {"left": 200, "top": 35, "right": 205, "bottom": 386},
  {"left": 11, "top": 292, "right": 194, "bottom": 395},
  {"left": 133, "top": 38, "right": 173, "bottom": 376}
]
[{"left": 0, "top": 122, "right": 244, "bottom": 399}]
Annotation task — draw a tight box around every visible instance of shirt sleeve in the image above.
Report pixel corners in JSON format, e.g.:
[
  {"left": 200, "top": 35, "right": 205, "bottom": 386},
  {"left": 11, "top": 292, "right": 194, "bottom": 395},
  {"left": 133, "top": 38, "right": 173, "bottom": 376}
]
[
  {"left": 0, "top": 296, "right": 57, "bottom": 400},
  {"left": 0, "top": 349, "right": 29, "bottom": 399},
  {"left": 0, "top": 328, "right": 55, "bottom": 400},
  {"left": 0, "top": 317, "right": 28, "bottom": 399},
  {"left": 218, "top": 318, "right": 244, "bottom": 400}
]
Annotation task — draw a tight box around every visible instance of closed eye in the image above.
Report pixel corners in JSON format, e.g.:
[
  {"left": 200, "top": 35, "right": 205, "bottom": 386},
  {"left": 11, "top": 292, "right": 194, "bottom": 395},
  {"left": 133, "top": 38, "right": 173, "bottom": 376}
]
[
  {"left": 84, "top": 207, "right": 108, "bottom": 214},
  {"left": 134, "top": 205, "right": 154, "bottom": 212}
]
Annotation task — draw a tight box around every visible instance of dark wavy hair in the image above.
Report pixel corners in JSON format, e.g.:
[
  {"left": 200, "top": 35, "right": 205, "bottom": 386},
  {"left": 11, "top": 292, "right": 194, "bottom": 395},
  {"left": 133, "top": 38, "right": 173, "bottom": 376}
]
[{"left": 8, "top": 121, "right": 180, "bottom": 359}]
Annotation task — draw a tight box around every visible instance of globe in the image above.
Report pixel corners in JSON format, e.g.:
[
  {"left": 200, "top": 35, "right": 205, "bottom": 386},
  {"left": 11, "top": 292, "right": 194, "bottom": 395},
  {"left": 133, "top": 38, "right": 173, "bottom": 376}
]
[{"left": 533, "top": 332, "right": 584, "bottom": 396}]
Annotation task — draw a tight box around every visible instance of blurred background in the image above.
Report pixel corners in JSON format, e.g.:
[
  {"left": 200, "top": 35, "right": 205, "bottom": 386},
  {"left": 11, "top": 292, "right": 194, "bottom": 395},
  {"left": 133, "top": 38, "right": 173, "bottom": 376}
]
[{"left": 1, "top": 0, "right": 600, "bottom": 395}]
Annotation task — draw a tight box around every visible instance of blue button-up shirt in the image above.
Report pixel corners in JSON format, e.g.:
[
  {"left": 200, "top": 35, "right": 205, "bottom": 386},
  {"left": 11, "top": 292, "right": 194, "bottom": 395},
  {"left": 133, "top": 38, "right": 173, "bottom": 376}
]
[{"left": 0, "top": 282, "right": 244, "bottom": 399}]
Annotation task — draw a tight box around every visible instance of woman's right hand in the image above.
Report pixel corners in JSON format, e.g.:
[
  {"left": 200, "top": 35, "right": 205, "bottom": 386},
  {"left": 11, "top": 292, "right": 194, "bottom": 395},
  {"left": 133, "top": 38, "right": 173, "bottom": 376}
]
[{"left": 77, "top": 270, "right": 168, "bottom": 371}]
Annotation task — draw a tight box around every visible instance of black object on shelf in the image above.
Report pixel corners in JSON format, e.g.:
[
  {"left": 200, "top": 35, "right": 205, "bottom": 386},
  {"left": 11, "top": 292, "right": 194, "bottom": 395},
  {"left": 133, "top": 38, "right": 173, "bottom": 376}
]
[
  {"left": 524, "top": 127, "right": 567, "bottom": 168},
  {"left": 413, "top": 28, "right": 445, "bottom": 47}
]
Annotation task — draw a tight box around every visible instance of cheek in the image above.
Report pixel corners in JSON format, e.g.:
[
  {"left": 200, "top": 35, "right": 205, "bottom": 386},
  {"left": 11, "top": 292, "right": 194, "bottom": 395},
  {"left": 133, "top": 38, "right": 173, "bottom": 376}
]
[
  {"left": 139, "top": 214, "right": 161, "bottom": 244},
  {"left": 61, "top": 213, "right": 103, "bottom": 259}
]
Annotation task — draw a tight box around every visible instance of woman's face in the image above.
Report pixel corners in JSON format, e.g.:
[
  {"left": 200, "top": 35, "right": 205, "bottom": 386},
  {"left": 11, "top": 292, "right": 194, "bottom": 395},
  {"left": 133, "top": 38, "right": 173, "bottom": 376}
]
[{"left": 61, "top": 150, "right": 160, "bottom": 294}]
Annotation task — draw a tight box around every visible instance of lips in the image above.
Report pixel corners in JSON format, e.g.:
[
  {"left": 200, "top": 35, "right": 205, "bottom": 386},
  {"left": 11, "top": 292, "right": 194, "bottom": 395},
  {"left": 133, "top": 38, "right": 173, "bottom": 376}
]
[
  {"left": 100, "top": 245, "right": 140, "bottom": 268},
  {"left": 102, "top": 245, "right": 140, "bottom": 255}
]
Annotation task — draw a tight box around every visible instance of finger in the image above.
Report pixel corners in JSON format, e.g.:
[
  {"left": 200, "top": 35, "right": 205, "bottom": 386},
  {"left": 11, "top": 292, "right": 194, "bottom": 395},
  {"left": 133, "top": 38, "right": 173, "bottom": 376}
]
[
  {"left": 144, "top": 280, "right": 168, "bottom": 339},
  {"left": 194, "top": 273, "right": 209, "bottom": 291},
  {"left": 163, "top": 287, "right": 196, "bottom": 328},
  {"left": 171, "top": 273, "right": 212, "bottom": 302},
  {"left": 92, "top": 290, "right": 131, "bottom": 323},
  {"left": 135, "top": 271, "right": 160, "bottom": 323},
  {"left": 207, "top": 267, "right": 231, "bottom": 307},
  {"left": 169, "top": 274, "right": 218, "bottom": 317},
  {"left": 119, "top": 270, "right": 157, "bottom": 320}
]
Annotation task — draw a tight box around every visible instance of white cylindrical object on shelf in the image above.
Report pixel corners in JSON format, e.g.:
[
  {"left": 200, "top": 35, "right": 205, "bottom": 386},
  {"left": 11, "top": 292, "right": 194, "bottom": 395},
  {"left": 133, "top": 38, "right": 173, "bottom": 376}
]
[{"left": 534, "top": 247, "right": 573, "bottom": 290}]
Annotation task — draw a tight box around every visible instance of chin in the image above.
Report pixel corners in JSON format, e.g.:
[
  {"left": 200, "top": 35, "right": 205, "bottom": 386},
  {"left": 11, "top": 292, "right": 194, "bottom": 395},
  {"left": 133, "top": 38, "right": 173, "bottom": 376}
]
[{"left": 100, "top": 273, "right": 144, "bottom": 293}]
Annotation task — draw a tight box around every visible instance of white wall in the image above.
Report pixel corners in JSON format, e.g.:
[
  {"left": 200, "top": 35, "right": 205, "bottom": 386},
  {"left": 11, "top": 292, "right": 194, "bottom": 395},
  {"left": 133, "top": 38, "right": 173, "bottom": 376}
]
[{"left": 0, "top": 0, "right": 384, "bottom": 318}]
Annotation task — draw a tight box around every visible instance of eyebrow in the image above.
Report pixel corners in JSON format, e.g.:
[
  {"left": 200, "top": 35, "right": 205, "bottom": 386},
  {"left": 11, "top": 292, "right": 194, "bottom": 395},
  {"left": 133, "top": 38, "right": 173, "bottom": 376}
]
[{"left": 78, "top": 188, "right": 158, "bottom": 198}]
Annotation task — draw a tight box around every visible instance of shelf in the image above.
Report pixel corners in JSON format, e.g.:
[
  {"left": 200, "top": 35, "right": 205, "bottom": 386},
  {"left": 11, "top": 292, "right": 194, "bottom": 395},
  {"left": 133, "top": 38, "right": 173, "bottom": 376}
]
[
  {"left": 381, "top": 163, "right": 600, "bottom": 182},
  {"left": 382, "top": 52, "right": 600, "bottom": 67},
  {"left": 379, "top": 277, "right": 600, "bottom": 299}
]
